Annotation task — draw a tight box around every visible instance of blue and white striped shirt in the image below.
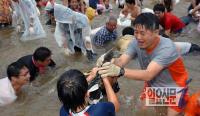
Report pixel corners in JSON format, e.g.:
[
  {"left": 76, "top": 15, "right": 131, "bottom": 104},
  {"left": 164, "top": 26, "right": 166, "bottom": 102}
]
[{"left": 93, "top": 26, "right": 117, "bottom": 47}]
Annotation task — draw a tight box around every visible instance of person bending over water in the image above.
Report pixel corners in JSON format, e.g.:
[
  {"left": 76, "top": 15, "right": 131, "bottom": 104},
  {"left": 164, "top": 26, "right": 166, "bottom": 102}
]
[{"left": 0, "top": 61, "right": 30, "bottom": 106}]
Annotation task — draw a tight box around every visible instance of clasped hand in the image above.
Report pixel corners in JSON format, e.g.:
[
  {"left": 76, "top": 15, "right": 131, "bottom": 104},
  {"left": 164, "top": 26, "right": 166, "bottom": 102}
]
[{"left": 98, "top": 62, "right": 121, "bottom": 78}]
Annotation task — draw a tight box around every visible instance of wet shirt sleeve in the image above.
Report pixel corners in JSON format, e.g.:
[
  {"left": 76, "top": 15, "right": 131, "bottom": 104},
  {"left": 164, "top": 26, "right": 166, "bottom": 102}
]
[{"left": 125, "top": 39, "right": 137, "bottom": 59}]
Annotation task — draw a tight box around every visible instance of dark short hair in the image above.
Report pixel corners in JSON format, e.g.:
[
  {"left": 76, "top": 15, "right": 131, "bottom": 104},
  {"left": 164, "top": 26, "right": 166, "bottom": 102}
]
[
  {"left": 153, "top": 3, "right": 165, "bottom": 13},
  {"left": 163, "top": 0, "right": 173, "bottom": 12},
  {"left": 125, "top": 0, "right": 135, "bottom": 4},
  {"left": 33, "top": 47, "right": 52, "bottom": 62},
  {"left": 57, "top": 69, "right": 88, "bottom": 112},
  {"left": 122, "top": 27, "right": 134, "bottom": 36},
  {"left": 7, "top": 61, "right": 25, "bottom": 81},
  {"left": 133, "top": 13, "right": 160, "bottom": 31}
]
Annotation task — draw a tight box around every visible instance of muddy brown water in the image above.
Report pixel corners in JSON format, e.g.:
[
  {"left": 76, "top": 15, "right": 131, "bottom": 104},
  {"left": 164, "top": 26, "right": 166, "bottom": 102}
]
[{"left": 0, "top": 0, "right": 200, "bottom": 116}]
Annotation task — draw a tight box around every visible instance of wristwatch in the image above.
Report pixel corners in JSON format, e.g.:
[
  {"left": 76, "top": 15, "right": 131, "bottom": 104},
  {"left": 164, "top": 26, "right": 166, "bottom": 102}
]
[{"left": 118, "top": 67, "right": 125, "bottom": 77}]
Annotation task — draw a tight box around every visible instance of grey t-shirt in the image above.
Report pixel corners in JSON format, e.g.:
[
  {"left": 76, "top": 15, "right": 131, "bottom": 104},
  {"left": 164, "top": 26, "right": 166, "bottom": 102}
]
[{"left": 125, "top": 36, "right": 188, "bottom": 87}]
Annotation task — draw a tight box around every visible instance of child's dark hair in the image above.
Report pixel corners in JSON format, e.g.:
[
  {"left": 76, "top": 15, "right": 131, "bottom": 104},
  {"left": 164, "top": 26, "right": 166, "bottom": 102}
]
[
  {"left": 125, "top": 0, "right": 135, "bottom": 5},
  {"left": 153, "top": 3, "right": 165, "bottom": 13},
  {"left": 133, "top": 13, "right": 159, "bottom": 31},
  {"left": 57, "top": 69, "right": 88, "bottom": 112},
  {"left": 122, "top": 27, "right": 134, "bottom": 36}
]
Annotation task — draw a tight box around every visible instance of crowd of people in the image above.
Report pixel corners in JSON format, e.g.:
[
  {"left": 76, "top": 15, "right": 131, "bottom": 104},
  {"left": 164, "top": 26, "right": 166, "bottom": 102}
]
[{"left": 0, "top": 0, "right": 200, "bottom": 115}]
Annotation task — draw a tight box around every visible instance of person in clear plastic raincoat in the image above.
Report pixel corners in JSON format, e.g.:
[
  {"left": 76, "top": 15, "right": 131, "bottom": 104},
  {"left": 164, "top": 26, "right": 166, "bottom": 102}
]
[
  {"left": 54, "top": 3, "right": 96, "bottom": 60},
  {"left": 11, "top": 0, "right": 46, "bottom": 41}
]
